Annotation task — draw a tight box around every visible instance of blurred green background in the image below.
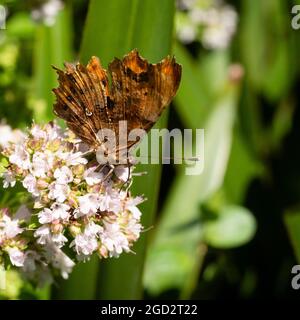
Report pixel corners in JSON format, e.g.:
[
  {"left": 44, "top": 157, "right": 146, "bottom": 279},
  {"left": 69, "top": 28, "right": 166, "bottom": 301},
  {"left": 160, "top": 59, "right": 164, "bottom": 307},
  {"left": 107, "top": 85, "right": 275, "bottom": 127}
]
[{"left": 1, "top": 0, "right": 300, "bottom": 299}]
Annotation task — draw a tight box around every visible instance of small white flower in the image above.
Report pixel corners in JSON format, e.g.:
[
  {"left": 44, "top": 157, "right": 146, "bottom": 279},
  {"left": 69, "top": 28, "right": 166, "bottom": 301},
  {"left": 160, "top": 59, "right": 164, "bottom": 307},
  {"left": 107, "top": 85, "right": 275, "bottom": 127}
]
[
  {"left": 72, "top": 233, "right": 98, "bottom": 256},
  {"left": 51, "top": 232, "right": 68, "bottom": 248},
  {"left": 99, "top": 190, "right": 122, "bottom": 213},
  {"left": 114, "top": 165, "right": 131, "bottom": 182},
  {"left": 51, "top": 203, "right": 70, "bottom": 220},
  {"left": 31, "top": 124, "right": 48, "bottom": 140},
  {"left": 125, "top": 196, "right": 144, "bottom": 219},
  {"left": 38, "top": 203, "right": 70, "bottom": 224},
  {"left": 126, "top": 219, "right": 142, "bottom": 238},
  {"left": 2, "top": 171, "right": 16, "bottom": 188},
  {"left": 44, "top": 241, "right": 75, "bottom": 279},
  {"left": 54, "top": 166, "right": 73, "bottom": 184},
  {"left": 0, "top": 123, "right": 25, "bottom": 149},
  {"left": 31, "top": 152, "right": 50, "bottom": 178},
  {"left": 0, "top": 124, "right": 15, "bottom": 148},
  {"left": 53, "top": 249, "right": 75, "bottom": 279},
  {"left": 44, "top": 122, "right": 63, "bottom": 140},
  {"left": 84, "top": 167, "right": 103, "bottom": 185},
  {"left": 6, "top": 247, "right": 25, "bottom": 267},
  {"left": 100, "top": 222, "right": 130, "bottom": 257},
  {"left": 23, "top": 174, "right": 39, "bottom": 197},
  {"left": 9, "top": 145, "right": 31, "bottom": 170},
  {"left": 71, "top": 222, "right": 102, "bottom": 257},
  {"left": 84, "top": 222, "right": 102, "bottom": 237},
  {"left": 0, "top": 214, "right": 22, "bottom": 238},
  {"left": 48, "top": 182, "right": 69, "bottom": 203},
  {"left": 177, "top": 24, "right": 197, "bottom": 44},
  {"left": 38, "top": 208, "right": 53, "bottom": 224},
  {"left": 78, "top": 194, "right": 100, "bottom": 216},
  {"left": 34, "top": 225, "right": 51, "bottom": 245},
  {"left": 57, "top": 151, "right": 88, "bottom": 166}
]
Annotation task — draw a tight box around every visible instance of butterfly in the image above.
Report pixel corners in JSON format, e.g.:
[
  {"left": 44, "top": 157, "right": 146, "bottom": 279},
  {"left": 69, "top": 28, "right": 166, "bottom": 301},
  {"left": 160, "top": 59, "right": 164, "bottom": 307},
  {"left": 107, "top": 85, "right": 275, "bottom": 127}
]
[{"left": 52, "top": 49, "right": 182, "bottom": 162}]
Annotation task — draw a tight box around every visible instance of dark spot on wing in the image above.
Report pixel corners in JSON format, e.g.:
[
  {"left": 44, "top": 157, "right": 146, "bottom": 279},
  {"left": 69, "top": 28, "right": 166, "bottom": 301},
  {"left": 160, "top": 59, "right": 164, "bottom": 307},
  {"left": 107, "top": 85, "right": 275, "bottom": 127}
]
[{"left": 107, "top": 97, "right": 115, "bottom": 109}]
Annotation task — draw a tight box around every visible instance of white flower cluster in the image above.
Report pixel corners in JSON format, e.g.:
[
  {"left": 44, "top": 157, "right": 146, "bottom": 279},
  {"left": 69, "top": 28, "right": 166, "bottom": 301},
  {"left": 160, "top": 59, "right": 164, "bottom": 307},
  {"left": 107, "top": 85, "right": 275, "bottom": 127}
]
[
  {"left": 176, "top": 0, "right": 238, "bottom": 50},
  {"left": 0, "top": 122, "right": 143, "bottom": 284},
  {"left": 31, "top": 0, "right": 64, "bottom": 26},
  {"left": 0, "top": 122, "right": 25, "bottom": 150},
  {"left": 0, "top": 205, "right": 73, "bottom": 285}
]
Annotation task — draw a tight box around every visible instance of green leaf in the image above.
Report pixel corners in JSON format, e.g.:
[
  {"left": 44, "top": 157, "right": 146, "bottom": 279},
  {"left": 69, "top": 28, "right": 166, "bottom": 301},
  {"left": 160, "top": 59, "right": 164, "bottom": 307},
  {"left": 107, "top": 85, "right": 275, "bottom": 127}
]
[
  {"left": 223, "top": 125, "right": 263, "bottom": 204},
  {"left": 144, "top": 81, "right": 240, "bottom": 297},
  {"left": 6, "top": 12, "right": 35, "bottom": 39},
  {"left": 30, "top": 6, "right": 73, "bottom": 123},
  {"left": 202, "top": 205, "right": 256, "bottom": 249},
  {"left": 239, "top": 0, "right": 293, "bottom": 99},
  {"left": 173, "top": 42, "right": 210, "bottom": 129}
]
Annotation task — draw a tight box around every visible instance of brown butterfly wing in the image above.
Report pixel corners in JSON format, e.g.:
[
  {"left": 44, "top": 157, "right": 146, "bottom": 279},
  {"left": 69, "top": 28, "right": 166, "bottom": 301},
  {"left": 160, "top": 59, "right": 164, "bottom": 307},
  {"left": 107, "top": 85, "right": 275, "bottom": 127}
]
[
  {"left": 52, "top": 57, "right": 112, "bottom": 147},
  {"left": 109, "top": 49, "right": 182, "bottom": 135},
  {"left": 52, "top": 50, "right": 182, "bottom": 152}
]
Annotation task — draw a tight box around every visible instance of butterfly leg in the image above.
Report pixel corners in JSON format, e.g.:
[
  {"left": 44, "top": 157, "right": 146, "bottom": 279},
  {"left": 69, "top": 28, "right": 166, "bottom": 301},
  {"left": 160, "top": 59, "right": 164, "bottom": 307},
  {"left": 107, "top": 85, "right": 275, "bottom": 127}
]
[{"left": 102, "top": 164, "right": 115, "bottom": 182}]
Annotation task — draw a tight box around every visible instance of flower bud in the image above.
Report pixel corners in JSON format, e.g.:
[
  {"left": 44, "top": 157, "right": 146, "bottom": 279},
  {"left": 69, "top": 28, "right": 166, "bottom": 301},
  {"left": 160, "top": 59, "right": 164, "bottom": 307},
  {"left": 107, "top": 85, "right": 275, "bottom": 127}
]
[
  {"left": 47, "top": 138, "right": 61, "bottom": 152},
  {"left": 68, "top": 224, "right": 81, "bottom": 237},
  {"left": 36, "top": 179, "right": 48, "bottom": 189},
  {"left": 72, "top": 164, "right": 85, "bottom": 176},
  {"left": 51, "top": 222, "right": 63, "bottom": 234},
  {"left": 98, "top": 245, "right": 108, "bottom": 258}
]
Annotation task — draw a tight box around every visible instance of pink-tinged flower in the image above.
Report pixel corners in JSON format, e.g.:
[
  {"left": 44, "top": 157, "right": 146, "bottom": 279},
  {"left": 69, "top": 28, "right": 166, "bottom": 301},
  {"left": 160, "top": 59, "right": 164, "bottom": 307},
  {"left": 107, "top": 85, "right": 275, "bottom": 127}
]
[
  {"left": 6, "top": 247, "right": 25, "bottom": 267},
  {"left": 78, "top": 194, "right": 100, "bottom": 215},
  {"left": 114, "top": 165, "right": 131, "bottom": 182},
  {"left": 34, "top": 225, "right": 50, "bottom": 244},
  {"left": 0, "top": 122, "right": 145, "bottom": 281},
  {"left": 84, "top": 166, "right": 103, "bottom": 185},
  {"left": 0, "top": 214, "right": 23, "bottom": 238},
  {"left": 45, "top": 122, "right": 63, "bottom": 140},
  {"left": 0, "top": 123, "right": 25, "bottom": 149},
  {"left": 84, "top": 222, "right": 102, "bottom": 237},
  {"left": 126, "top": 219, "right": 142, "bottom": 238},
  {"left": 2, "top": 171, "right": 16, "bottom": 188},
  {"left": 51, "top": 203, "right": 70, "bottom": 220},
  {"left": 72, "top": 233, "right": 98, "bottom": 257},
  {"left": 71, "top": 222, "right": 102, "bottom": 257},
  {"left": 48, "top": 182, "right": 69, "bottom": 203},
  {"left": 38, "top": 208, "right": 52, "bottom": 224},
  {"left": 9, "top": 145, "right": 31, "bottom": 170},
  {"left": 100, "top": 222, "right": 130, "bottom": 257},
  {"left": 31, "top": 124, "right": 48, "bottom": 140},
  {"left": 44, "top": 241, "right": 74, "bottom": 279},
  {"left": 99, "top": 190, "right": 122, "bottom": 213},
  {"left": 54, "top": 166, "right": 73, "bottom": 184},
  {"left": 39, "top": 203, "right": 70, "bottom": 224},
  {"left": 51, "top": 232, "right": 68, "bottom": 248},
  {"left": 125, "top": 196, "right": 144, "bottom": 219},
  {"left": 31, "top": 152, "right": 51, "bottom": 178},
  {"left": 23, "top": 174, "right": 39, "bottom": 196},
  {"left": 57, "top": 151, "right": 88, "bottom": 166}
]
